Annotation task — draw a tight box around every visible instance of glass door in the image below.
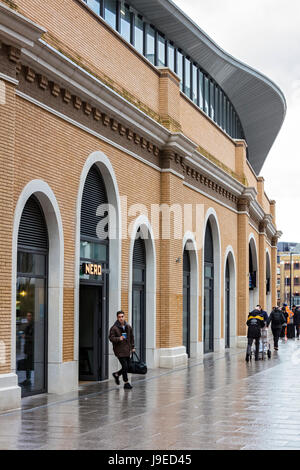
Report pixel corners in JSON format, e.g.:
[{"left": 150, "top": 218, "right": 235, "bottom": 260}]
[
  {"left": 132, "top": 285, "right": 146, "bottom": 362},
  {"left": 183, "top": 273, "right": 190, "bottom": 357},
  {"left": 225, "top": 261, "right": 230, "bottom": 348},
  {"left": 79, "top": 285, "right": 102, "bottom": 381},
  {"left": 204, "top": 263, "right": 214, "bottom": 353},
  {"left": 16, "top": 251, "right": 47, "bottom": 397}
]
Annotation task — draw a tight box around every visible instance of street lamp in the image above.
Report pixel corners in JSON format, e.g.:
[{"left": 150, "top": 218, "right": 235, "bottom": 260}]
[{"left": 290, "top": 246, "right": 295, "bottom": 308}]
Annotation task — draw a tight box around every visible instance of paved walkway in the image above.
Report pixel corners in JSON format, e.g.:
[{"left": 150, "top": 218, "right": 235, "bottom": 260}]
[{"left": 1, "top": 339, "right": 300, "bottom": 450}]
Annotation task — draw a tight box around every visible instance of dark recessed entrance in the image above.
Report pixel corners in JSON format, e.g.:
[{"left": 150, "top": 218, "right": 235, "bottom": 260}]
[
  {"left": 204, "top": 221, "right": 214, "bottom": 354},
  {"left": 79, "top": 165, "right": 109, "bottom": 382},
  {"left": 183, "top": 247, "right": 191, "bottom": 357},
  {"left": 132, "top": 235, "right": 146, "bottom": 362},
  {"left": 225, "top": 259, "right": 230, "bottom": 349}
]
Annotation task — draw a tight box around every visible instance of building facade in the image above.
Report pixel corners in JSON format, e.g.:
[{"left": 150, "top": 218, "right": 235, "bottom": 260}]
[
  {"left": 277, "top": 245, "right": 300, "bottom": 307},
  {"left": 0, "top": 0, "right": 285, "bottom": 411}
]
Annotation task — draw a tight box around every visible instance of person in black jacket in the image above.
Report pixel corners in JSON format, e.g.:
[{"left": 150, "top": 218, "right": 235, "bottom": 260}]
[
  {"left": 280, "top": 304, "right": 289, "bottom": 340},
  {"left": 245, "top": 309, "right": 265, "bottom": 362},
  {"left": 267, "top": 307, "right": 286, "bottom": 350},
  {"left": 294, "top": 306, "right": 300, "bottom": 340}
]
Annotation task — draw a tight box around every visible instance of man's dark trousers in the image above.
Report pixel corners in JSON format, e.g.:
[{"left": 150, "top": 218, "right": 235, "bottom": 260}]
[
  {"left": 272, "top": 327, "right": 281, "bottom": 348},
  {"left": 117, "top": 357, "right": 130, "bottom": 383},
  {"left": 247, "top": 337, "right": 260, "bottom": 359}
]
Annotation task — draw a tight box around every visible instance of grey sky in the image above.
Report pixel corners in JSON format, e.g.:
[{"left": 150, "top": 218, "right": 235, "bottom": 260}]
[{"left": 173, "top": 0, "right": 300, "bottom": 242}]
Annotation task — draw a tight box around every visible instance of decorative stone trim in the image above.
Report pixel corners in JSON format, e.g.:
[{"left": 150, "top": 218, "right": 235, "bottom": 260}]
[
  {"left": 25, "top": 66, "right": 35, "bottom": 83},
  {"left": 50, "top": 82, "right": 60, "bottom": 97},
  {"left": 8, "top": 45, "right": 20, "bottom": 63},
  {"left": 38, "top": 74, "right": 48, "bottom": 90}
]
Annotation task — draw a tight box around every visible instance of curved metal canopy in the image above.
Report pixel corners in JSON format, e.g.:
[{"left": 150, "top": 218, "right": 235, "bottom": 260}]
[{"left": 129, "top": 0, "right": 286, "bottom": 174}]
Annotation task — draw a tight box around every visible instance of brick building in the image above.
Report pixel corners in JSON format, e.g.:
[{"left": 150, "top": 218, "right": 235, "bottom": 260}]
[
  {"left": 277, "top": 245, "right": 300, "bottom": 307},
  {"left": 0, "top": 0, "right": 285, "bottom": 411}
]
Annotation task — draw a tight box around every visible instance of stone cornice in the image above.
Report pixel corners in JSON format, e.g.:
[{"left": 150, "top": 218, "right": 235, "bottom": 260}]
[{"left": 0, "top": 2, "right": 45, "bottom": 48}]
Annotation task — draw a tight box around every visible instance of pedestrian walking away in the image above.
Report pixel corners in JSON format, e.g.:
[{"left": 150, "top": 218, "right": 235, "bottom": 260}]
[
  {"left": 267, "top": 307, "right": 287, "bottom": 350},
  {"left": 109, "top": 310, "right": 135, "bottom": 390},
  {"left": 256, "top": 305, "right": 268, "bottom": 325},
  {"left": 245, "top": 309, "right": 265, "bottom": 362},
  {"left": 286, "top": 305, "right": 295, "bottom": 339},
  {"left": 280, "top": 304, "right": 289, "bottom": 341},
  {"left": 294, "top": 306, "right": 300, "bottom": 340}
]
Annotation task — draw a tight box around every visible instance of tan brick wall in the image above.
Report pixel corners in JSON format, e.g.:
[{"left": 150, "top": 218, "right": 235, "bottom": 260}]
[
  {"left": 182, "top": 185, "right": 238, "bottom": 341},
  {"left": 9, "top": 0, "right": 161, "bottom": 116},
  {"left": 15, "top": 95, "right": 164, "bottom": 360},
  {"left": 0, "top": 81, "right": 15, "bottom": 374},
  {"left": 179, "top": 95, "right": 236, "bottom": 172}
]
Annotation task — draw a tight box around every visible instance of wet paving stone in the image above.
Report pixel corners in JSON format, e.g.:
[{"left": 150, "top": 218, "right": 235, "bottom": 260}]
[{"left": 1, "top": 341, "right": 300, "bottom": 449}]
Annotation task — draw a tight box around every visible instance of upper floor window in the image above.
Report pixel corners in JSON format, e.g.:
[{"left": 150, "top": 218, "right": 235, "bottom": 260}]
[
  {"left": 145, "top": 24, "right": 155, "bottom": 65},
  {"left": 167, "top": 42, "right": 175, "bottom": 72},
  {"left": 184, "top": 57, "right": 191, "bottom": 98},
  {"left": 204, "top": 75, "right": 209, "bottom": 115},
  {"left": 104, "top": 0, "right": 117, "bottom": 29},
  {"left": 157, "top": 33, "right": 166, "bottom": 67},
  {"left": 192, "top": 64, "right": 198, "bottom": 105},
  {"left": 86, "top": 0, "right": 101, "bottom": 15},
  {"left": 177, "top": 51, "right": 184, "bottom": 91},
  {"left": 120, "top": 3, "right": 131, "bottom": 42},
  {"left": 134, "top": 14, "right": 144, "bottom": 55},
  {"left": 199, "top": 71, "right": 204, "bottom": 110}
]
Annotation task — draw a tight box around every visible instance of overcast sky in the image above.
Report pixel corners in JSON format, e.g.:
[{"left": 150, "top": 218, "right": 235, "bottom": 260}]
[{"left": 173, "top": 0, "right": 300, "bottom": 242}]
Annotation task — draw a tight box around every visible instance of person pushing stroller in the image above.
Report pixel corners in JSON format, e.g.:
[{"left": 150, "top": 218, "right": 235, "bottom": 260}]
[{"left": 245, "top": 308, "right": 265, "bottom": 362}]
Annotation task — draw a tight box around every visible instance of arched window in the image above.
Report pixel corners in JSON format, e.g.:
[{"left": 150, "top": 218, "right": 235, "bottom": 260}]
[
  {"left": 183, "top": 247, "right": 191, "bottom": 357},
  {"left": 204, "top": 221, "right": 214, "bottom": 353},
  {"left": 132, "top": 233, "right": 146, "bottom": 361},
  {"left": 79, "top": 164, "right": 109, "bottom": 382},
  {"left": 16, "top": 196, "right": 48, "bottom": 397}
]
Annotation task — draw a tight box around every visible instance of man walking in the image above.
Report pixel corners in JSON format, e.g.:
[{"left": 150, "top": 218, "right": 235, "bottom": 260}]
[
  {"left": 109, "top": 311, "right": 135, "bottom": 390},
  {"left": 267, "top": 306, "right": 287, "bottom": 351},
  {"left": 294, "top": 306, "right": 300, "bottom": 340}
]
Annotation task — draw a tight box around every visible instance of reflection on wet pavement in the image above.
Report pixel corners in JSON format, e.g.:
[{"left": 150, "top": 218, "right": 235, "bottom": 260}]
[{"left": 0, "top": 340, "right": 300, "bottom": 450}]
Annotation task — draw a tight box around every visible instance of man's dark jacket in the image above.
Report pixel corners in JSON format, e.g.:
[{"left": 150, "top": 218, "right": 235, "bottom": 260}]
[
  {"left": 267, "top": 309, "right": 286, "bottom": 329},
  {"left": 246, "top": 310, "right": 265, "bottom": 338},
  {"left": 294, "top": 308, "right": 300, "bottom": 326},
  {"left": 109, "top": 320, "right": 135, "bottom": 358}
]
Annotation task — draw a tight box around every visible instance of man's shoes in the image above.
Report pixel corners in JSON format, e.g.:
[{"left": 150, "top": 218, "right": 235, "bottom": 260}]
[
  {"left": 124, "top": 382, "right": 132, "bottom": 390},
  {"left": 274, "top": 347, "right": 278, "bottom": 351},
  {"left": 112, "top": 373, "right": 120, "bottom": 385},
  {"left": 245, "top": 354, "right": 250, "bottom": 362}
]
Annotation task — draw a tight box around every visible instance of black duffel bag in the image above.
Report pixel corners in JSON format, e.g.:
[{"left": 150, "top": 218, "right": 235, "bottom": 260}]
[{"left": 128, "top": 352, "right": 147, "bottom": 375}]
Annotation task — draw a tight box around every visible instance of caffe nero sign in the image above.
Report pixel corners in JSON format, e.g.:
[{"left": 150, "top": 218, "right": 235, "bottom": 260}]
[{"left": 81, "top": 263, "right": 102, "bottom": 276}]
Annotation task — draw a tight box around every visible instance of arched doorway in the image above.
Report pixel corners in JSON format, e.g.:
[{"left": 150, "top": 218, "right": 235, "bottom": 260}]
[
  {"left": 225, "top": 258, "right": 230, "bottom": 348},
  {"left": 224, "top": 248, "right": 236, "bottom": 349},
  {"left": 129, "top": 217, "right": 156, "bottom": 368},
  {"left": 132, "top": 232, "right": 146, "bottom": 362},
  {"left": 79, "top": 164, "right": 109, "bottom": 381},
  {"left": 204, "top": 221, "right": 214, "bottom": 353},
  {"left": 183, "top": 246, "right": 191, "bottom": 357},
  {"left": 16, "top": 195, "right": 48, "bottom": 397},
  {"left": 249, "top": 237, "right": 259, "bottom": 312}
]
